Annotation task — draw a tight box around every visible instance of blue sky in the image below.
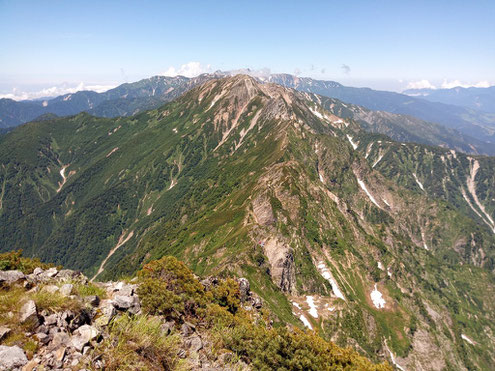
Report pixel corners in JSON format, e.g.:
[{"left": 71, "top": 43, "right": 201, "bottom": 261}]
[{"left": 1, "top": 0, "right": 494, "bottom": 98}]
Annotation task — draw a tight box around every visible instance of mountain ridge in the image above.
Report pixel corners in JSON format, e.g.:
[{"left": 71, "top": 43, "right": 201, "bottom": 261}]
[
  {"left": 2, "top": 71, "right": 495, "bottom": 154},
  {"left": 1, "top": 75, "right": 495, "bottom": 369}
]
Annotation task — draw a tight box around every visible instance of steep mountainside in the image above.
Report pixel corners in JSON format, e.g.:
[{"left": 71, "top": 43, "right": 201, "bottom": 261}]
[
  {"left": 1, "top": 76, "right": 495, "bottom": 369},
  {"left": 267, "top": 74, "right": 495, "bottom": 144},
  {"left": 303, "top": 93, "right": 494, "bottom": 155},
  {"left": 404, "top": 86, "right": 495, "bottom": 113}
]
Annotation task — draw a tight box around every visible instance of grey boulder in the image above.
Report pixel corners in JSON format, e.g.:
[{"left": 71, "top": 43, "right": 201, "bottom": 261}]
[
  {"left": 19, "top": 300, "right": 39, "bottom": 327},
  {"left": 0, "top": 345, "right": 28, "bottom": 370},
  {"left": 0, "top": 270, "right": 25, "bottom": 284}
]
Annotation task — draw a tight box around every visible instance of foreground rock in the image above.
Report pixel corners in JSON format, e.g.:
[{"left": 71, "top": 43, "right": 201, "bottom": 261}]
[
  {"left": 19, "top": 300, "right": 39, "bottom": 327},
  {"left": 0, "top": 345, "right": 28, "bottom": 370},
  {"left": 0, "top": 270, "right": 25, "bottom": 285}
]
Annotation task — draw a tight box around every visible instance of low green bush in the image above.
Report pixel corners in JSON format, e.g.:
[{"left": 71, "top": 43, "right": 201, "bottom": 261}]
[{"left": 0, "top": 250, "right": 52, "bottom": 273}]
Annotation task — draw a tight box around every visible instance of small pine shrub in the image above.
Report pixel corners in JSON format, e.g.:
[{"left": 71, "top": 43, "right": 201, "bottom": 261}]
[
  {"left": 0, "top": 250, "right": 52, "bottom": 274},
  {"left": 137, "top": 256, "right": 209, "bottom": 320},
  {"left": 211, "top": 278, "right": 241, "bottom": 314}
]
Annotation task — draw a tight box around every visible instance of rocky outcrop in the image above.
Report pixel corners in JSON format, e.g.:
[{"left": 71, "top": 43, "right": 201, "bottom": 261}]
[
  {"left": 0, "top": 267, "right": 142, "bottom": 369},
  {"left": 0, "top": 266, "right": 260, "bottom": 370},
  {"left": 262, "top": 238, "right": 296, "bottom": 294},
  {"left": 252, "top": 194, "right": 276, "bottom": 226}
]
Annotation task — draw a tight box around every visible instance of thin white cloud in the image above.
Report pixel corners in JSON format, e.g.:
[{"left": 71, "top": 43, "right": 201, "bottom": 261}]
[
  {"left": 440, "top": 79, "right": 492, "bottom": 89},
  {"left": 406, "top": 79, "right": 437, "bottom": 90},
  {"left": 161, "top": 61, "right": 212, "bottom": 78},
  {"left": 0, "top": 82, "right": 117, "bottom": 101}
]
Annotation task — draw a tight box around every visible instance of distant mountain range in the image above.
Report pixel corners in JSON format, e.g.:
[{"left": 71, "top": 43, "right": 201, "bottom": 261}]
[
  {"left": 404, "top": 85, "right": 495, "bottom": 113},
  {"left": 265, "top": 74, "right": 495, "bottom": 144},
  {"left": 1, "top": 71, "right": 495, "bottom": 153},
  {"left": 0, "top": 74, "right": 214, "bottom": 128}
]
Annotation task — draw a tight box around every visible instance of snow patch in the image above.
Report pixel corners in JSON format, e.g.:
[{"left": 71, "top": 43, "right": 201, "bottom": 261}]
[
  {"left": 317, "top": 261, "right": 346, "bottom": 301},
  {"left": 306, "top": 296, "right": 318, "bottom": 318},
  {"left": 357, "top": 178, "right": 381, "bottom": 208},
  {"left": 365, "top": 143, "right": 373, "bottom": 159},
  {"left": 377, "top": 262, "right": 384, "bottom": 270},
  {"left": 466, "top": 159, "right": 495, "bottom": 233},
  {"left": 413, "top": 173, "right": 425, "bottom": 191},
  {"left": 346, "top": 135, "right": 358, "bottom": 150},
  {"left": 173, "top": 128, "right": 178, "bottom": 133},
  {"left": 309, "top": 106, "right": 324, "bottom": 120},
  {"left": 421, "top": 231, "right": 429, "bottom": 250},
  {"left": 292, "top": 301, "right": 301, "bottom": 310},
  {"left": 461, "top": 334, "right": 475, "bottom": 345},
  {"left": 372, "top": 153, "right": 384, "bottom": 168},
  {"left": 57, "top": 165, "right": 69, "bottom": 193},
  {"left": 385, "top": 341, "right": 405, "bottom": 371},
  {"left": 299, "top": 314, "right": 313, "bottom": 330},
  {"left": 319, "top": 172, "right": 324, "bottom": 183},
  {"left": 370, "top": 284, "right": 386, "bottom": 309},
  {"left": 207, "top": 92, "right": 225, "bottom": 111},
  {"left": 387, "top": 267, "right": 392, "bottom": 278}
]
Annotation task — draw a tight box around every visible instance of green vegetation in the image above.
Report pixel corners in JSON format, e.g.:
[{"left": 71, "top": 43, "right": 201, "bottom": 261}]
[
  {"left": 0, "top": 250, "right": 53, "bottom": 273},
  {"left": 137, "top": 256, "right": 391, "bottom": 370},
  {"left": 101, "top": 314, "right": 186, "bottom": 371}
]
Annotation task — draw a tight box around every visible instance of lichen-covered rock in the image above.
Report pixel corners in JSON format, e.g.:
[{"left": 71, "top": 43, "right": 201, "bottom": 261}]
[
  {"left": 19, "top": 300, "right": 38, "bottom": 328},
  {"left": 0, "top": 270, "right": 25, "bottom": 284},
  {"left": 70, "top": 325, "right": 100, "bottom": 351},
  {"left": 59, "top": 283, "right": 73, "bottom": 296},
  {"left": 185, "top": 334, "right": 203, "bottom": 352},
  {"left": 238, "top": 278, "right": 250, "bottom": 302},
  {"left": 0, "top": 345, "right": 28, "bottom": 370}
]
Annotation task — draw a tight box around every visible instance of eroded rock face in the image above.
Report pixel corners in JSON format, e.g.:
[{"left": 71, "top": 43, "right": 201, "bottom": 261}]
[
  {"left": 262, "top": 238, "right": 295, "bottom": 293},
  {"left": 0, "top": 345, "right": 28, "bottom": 370},
  {"left": 252, "top": 195, "right": 276, "bottom": 226}
]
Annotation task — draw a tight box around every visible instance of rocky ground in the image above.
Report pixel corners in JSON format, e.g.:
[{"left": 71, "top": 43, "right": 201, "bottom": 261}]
[{"left": 0, "top": 267, "right": 260, "bottom": 370}]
